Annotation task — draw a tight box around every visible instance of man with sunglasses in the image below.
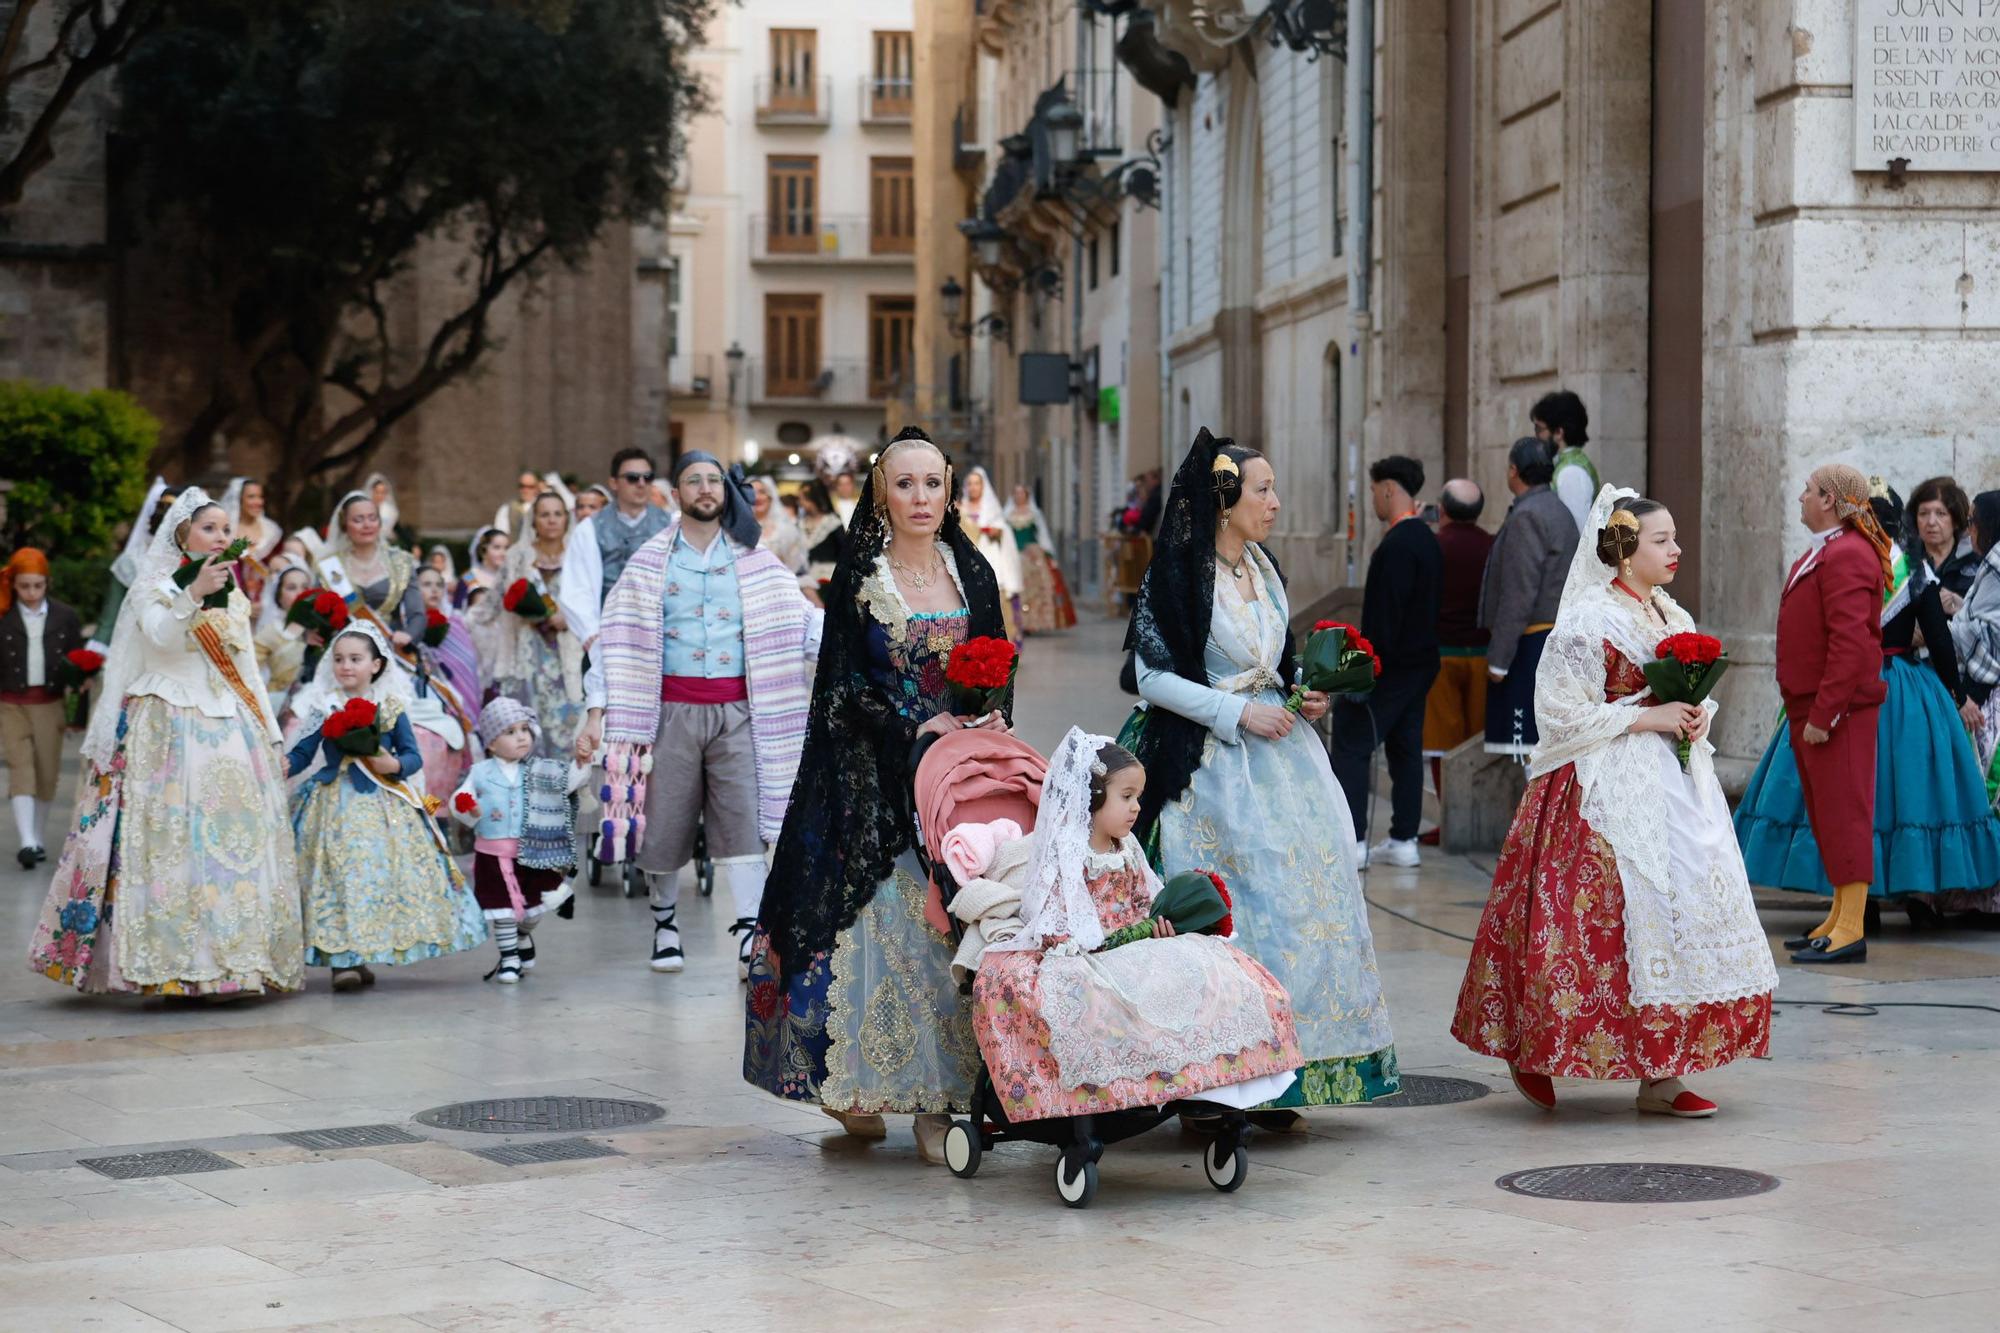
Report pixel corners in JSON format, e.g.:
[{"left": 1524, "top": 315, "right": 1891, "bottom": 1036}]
[
  {"left": 558, "top": 448, "right": 674, "bottom": 657},
  {"left": 574, "top": 452, "right": 821, "bottom": 978}
]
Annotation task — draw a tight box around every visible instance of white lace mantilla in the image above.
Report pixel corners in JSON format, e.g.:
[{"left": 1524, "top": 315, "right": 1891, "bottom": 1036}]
[{"left": 1529, "top": 485, "right": 1779, "bottom": 1009}]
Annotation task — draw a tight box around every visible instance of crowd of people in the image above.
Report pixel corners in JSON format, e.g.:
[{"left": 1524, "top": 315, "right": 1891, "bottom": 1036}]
[{"left": 4, "top": 392, "right": 1986, "bottom": 1166}]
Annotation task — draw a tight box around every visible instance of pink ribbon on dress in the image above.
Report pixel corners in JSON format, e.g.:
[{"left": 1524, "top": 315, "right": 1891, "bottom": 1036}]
[{"left": 474, "top": 836, "right": 527, "bottom": 917}]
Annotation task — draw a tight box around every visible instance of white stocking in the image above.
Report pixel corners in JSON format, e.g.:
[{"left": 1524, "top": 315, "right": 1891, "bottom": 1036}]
[
  {"left": 11, "top": 794, "right": 36, "bottom": 849},
  {"left": 717, "top": 855, "right": 766, "bottom": 923}
]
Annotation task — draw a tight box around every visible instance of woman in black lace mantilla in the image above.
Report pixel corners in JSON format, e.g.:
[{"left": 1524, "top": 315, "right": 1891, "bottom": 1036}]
[{"left": 744, "top": 427, "right": 1007, "bottom": 1161}]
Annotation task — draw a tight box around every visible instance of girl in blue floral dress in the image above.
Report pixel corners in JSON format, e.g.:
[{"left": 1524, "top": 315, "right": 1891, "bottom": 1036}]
[{"left": 287, "top": 624, "right": 485, "bottom": 990}]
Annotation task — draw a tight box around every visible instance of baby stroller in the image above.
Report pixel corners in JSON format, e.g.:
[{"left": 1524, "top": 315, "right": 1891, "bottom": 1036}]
[{"left": 911, "top": 729, "right": 1259, "bottom": 1209}]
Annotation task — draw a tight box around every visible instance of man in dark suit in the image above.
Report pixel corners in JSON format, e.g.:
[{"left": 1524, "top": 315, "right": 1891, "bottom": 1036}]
[
  {"left": 1333, "top": 455, "right": 1442, "bottom": 868},
  {"left": 1778, "top": 464, "right": 1892, "bottom": 964}
]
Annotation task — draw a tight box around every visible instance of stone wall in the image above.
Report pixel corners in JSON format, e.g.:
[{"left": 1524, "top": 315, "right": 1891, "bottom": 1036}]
[{"left": 1702, "top": 0, "right": 2000, "bottom": 758}]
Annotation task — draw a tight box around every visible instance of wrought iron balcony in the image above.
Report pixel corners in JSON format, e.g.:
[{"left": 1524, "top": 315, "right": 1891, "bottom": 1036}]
[{"left": 755, "top": 75, "right": 833, "bottom": 125}]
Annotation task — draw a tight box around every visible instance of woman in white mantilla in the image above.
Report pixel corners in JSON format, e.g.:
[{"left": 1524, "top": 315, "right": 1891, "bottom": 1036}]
[
  {"left": 1451, "top": 485, "right": 1777, "bottom": 1116},
  {"left": 31, "top": 489, "right": 305, "bottom": 996}
]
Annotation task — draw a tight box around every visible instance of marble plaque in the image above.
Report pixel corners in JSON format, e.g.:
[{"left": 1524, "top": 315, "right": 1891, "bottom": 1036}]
[{"left": 1854, "top": 0, "right": 2000, "bottom": 170}]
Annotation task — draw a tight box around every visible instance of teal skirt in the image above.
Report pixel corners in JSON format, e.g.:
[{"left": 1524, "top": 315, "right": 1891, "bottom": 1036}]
[{"left": 1734, "top": 656, "right": 2000, "bottom": 897}]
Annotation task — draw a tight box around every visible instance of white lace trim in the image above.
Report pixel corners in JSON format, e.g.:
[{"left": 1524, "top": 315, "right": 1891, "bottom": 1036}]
[
  {"left": 1531, "top": 485, "right": 1779, "bottom": 1008},
  {"left": 1039, "top": 934, "right": 1279, "bottom": 1086}
]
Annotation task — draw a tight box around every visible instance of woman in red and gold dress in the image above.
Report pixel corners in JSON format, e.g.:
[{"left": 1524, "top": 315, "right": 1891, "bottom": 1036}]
[{"left": 1451, "top": 486, "right": 1778, "bottom": 1117}]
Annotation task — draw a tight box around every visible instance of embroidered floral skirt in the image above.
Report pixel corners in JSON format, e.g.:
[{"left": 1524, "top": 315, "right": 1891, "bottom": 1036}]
[
  {"left": 1452, "top": 765, "right": 1772, "bottom": 1080},
  {"left": 1017, "top": 546, "right": 1077, "bottom": 634},
  {"left": 29, "top": 696, "right": 305, "bottom": 996},
  {"left": 291, "top": 777, "right": 486, "bottom": 969},
  {"left": 1154, "top": 692, "right": 1400, "bottom": 1106},
  {"left": 970, "top": 936, "right": 1303, "bottom": 1123},
  {"left": 744, "top": 854, "right": 980, "bottom": 1113},
  {"left": 502, "top": 631, "right": 582, "bottom": 763}
]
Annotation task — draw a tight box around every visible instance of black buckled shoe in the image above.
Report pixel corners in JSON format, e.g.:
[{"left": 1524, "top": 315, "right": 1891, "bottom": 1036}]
[
  {"left": 1790, "top": 936, "right": 1867, "bottom": 964},
  {"left": 1782, "top": 932, "right": 1826, "bottom": 951}
]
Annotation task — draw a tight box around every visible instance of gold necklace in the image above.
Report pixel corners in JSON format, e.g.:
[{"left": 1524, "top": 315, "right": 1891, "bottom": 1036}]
[{"left": 889, "top": 548, "right": 943, "bottom": 591}]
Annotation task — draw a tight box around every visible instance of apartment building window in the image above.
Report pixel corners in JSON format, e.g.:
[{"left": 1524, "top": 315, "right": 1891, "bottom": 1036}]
[
  {"left": 770, "top": 29, "right": 818, "bottom": 114},
  {"left": 767, "top": 155, "right": 819, "bottom": 254},
  {"left": 869, "top": 156, "right": 915, "bottom": 255},
  {"left": 869, "top": 295, "right": 915, "bottom": 399},
  {"left": 765, "top": 294, "right": 822, "bottom": 396},
  {"left": 871, "top": 31, "right": 913, "bottom": 118}
]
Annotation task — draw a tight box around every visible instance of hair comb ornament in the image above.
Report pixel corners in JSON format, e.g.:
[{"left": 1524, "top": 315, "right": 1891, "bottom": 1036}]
[{"left": 1211, "top": 454, "right": 1240, "bottom": 479}]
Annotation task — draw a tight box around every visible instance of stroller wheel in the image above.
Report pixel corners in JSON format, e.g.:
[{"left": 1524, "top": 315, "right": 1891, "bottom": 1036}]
[
  {"left": 944, "top": 1120, "right": 981, "bottom": 1178},
  {"left": 1055, "top": 1154, "right": 1098, "bottom": 1208},
  {"left": 1204, "top": 1141, "right": 1248, "bottom": 1194},
  {"left": 587, "top": 833, "right": 603, "bottom": 886},
  {"left": 622, "top": 863, "right": 644, "bottom": 898}
]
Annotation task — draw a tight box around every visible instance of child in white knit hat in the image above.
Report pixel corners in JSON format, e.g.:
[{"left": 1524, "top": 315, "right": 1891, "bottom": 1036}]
[{"left": 451, "top": 697, "right": 588, "bottom": 983}]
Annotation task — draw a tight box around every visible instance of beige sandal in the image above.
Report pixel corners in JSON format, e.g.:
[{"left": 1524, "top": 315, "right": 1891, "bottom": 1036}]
[
  {"left": 913, "top": 1113, "right": 952, "bottom": 1164},
  {"left": 819, "top": 1106, "right": 888, "bottom": 1139}
]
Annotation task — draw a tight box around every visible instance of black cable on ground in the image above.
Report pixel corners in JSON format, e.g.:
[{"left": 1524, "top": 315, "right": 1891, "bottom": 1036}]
[{"left": 1774, "top": 999, "right": 2000, "bottom": 1018}]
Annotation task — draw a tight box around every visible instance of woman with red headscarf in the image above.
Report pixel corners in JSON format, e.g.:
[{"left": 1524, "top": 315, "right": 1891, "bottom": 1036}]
[{"left": 0, "top": 549, "right": 86, "bottom": 867}]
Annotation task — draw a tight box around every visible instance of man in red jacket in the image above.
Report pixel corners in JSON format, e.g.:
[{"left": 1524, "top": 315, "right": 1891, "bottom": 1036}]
[{"left": 1777, "top": 463, "right": 1894, "bottom": 964}]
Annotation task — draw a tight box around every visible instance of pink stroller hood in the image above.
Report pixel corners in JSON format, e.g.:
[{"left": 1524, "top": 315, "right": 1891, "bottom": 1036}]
[{"left": 913, "top": 730, "right": 1047, "bottom": 934}]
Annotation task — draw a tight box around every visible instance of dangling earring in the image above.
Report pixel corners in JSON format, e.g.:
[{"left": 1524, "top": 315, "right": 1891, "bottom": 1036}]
[{"left": 1621, "top": 558, "right": 1634, "bottom": 581}]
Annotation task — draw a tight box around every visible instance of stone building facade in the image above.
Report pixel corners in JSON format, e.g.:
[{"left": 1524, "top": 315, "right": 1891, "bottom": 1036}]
[
  {"left": 931, "top": 0, "right": 2000, "bottom": 763},
  {"left": 640, "top": 0, "right": 919, "bottom": 478}
]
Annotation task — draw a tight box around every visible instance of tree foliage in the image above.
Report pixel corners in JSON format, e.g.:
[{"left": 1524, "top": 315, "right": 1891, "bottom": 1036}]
[
  {"left": 116, "top": 0, "right": 714, "bottom": 518},
  {"left": 0, "top": 379, "right": 158, "bottom": 560},
  {"left": 0, "top": 1, "right": 161, "bottom": 208}
]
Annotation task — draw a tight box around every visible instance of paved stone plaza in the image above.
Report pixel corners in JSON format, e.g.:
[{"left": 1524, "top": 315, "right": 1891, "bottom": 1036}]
[{"left": 3, "top": 616, "right": 1999, "bottom": 1331}]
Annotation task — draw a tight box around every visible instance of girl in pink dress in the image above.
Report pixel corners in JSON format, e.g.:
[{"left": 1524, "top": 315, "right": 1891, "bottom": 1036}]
[{"left": 965, "top": 728, "right": 1302, "bottom": 1124}]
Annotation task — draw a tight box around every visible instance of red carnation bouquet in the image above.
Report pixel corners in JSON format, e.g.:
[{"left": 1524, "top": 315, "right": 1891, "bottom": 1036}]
[
  {"left": 1284, "top": 619, "right": 1381, "bottom": 712},
  {"left": 944, "top": 635, "right": 1019, "bottom": 719},
  {"left": 320, "top": 697, "right": 383, "bottom": 758},
  {"left": 452, "top": 791, "right": 479, "bottom": 816},
  {"left": 1102, "top": 869, "right": 1236, "bottom": 948},
  {"left": 420, "top": 607, "right": 451, "bottom": 648},
  {"left": 502, "top": 578, "right": 549, "bottom": 621},
  {"left": 286, "top": 588, "right": 351, "bottom": 638},
  {"left": 59, "top": 648, "right": 105, "bottom": 690},
  {"left": 1645, "top": 632, "right": 1730, "bottom": 771}
]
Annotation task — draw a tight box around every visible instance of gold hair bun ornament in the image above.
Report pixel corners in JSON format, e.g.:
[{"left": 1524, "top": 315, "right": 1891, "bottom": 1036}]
[
  {"left": 1867, "top": 475, "right": 1890, "bottom": 500},
  {"left": 1595, "top": 508, "right": 1642, "bottom": 567},
  {"left": 1211, "top": 454, "right": 1240, "bottom": 479}
]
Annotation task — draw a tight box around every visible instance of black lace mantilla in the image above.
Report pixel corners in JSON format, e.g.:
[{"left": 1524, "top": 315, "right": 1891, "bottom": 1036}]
[
  {"left": 1125, "top": 428, "right": 1296, "bottom": 841},
  {"left": 760, "top": 439, "right": 1006, "bottom": 982}
]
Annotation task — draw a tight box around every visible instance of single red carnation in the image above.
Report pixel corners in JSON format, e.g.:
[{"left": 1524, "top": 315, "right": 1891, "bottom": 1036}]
[
  {"left": 66, "top": 649, "right": 104, "bottom": 672},
  {"left": 425, "top": 608, "right": 448, "bottom": 629},
  {"left": 453, "top": 792, "right": 478, "bottom": 814}
]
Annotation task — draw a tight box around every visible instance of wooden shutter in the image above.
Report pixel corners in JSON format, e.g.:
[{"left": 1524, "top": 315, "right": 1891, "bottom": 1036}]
[
  {"left": 869, "top": 156, "right": 914, "bottom": 255},
  {"left": 766, "top": 156, "right": 818, "bottom": 255},
  {"left": 868, "top": 295, "right": 915, "bottom": 399},
  {"left": 770, "top": 29, "right": 817, "bottom": 113},
  {"left": 871, "top": 32, "right": 913, "bottom": 118},
  {"left": 765, "top": 294, "right": 822, "bottom": 397}
]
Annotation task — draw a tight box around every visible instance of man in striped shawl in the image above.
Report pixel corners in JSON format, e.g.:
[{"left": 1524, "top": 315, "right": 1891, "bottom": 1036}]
[{"left": 575, "top": 453, "right": 822, "bottom": 978}]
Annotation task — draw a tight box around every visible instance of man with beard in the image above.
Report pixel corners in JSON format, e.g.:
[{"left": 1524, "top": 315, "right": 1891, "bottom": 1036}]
[{"left": 573, "top": 452, "right": 822, "bottom": 976}]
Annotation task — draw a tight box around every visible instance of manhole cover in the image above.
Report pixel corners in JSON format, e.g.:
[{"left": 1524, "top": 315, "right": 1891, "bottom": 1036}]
[
  {"left": 1497, "top": 1162, "right": 1780, "bottom": 1203},
  {"left": 413, "top": 1097, "right": 664, "bottom": 1134},
  {"left": 470, "top": 1137, "right": 624, "bottom": 1167},
  {"left": 1362, "top": 1075, "right": 1491, "bottom": 1108},
  {"left": 76, "top": 1148, "right": 240, "bottom": 1180},
  {"left": 276, "top": 1124, "right": 427, "bottom": 1151}
]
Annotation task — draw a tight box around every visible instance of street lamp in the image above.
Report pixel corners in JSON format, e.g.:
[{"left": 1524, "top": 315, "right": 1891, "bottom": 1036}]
[
  {"left": 958, "top": 217, "right": 1009, "bottom": 268},
  {"left": 1265, "top": 0, "right": 1347, "bottom": 61},
  {"left": 724, "top": 340, "right": 745, "bottom": 402},
  {"left": 939, "top": 276, "right": 1010, "bottom": 344},
  {"left": 1042, "top": 95, "right": 1083, "bottom": 170}
]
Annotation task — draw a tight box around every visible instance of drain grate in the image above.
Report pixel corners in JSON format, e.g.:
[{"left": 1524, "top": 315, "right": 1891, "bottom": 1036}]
[
  {"left": 76, "top": 1148, "right": 241, "bottom": 1180},
  {"left": 413, "top": 1096, "right": 664, "bottom": 1135},
  {"left": 1497, "top": 1162, "right": 1780, "bottom": 1204},
  {"left": 470, "top": 1137, "right": 624, "bottom": 1167},
  {"left": 275, "top": 1124, "right": 427, "bottom": 1151},
  {"left": 1363, "top": 1075, "right": 1492, "bottom": 1108}
]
